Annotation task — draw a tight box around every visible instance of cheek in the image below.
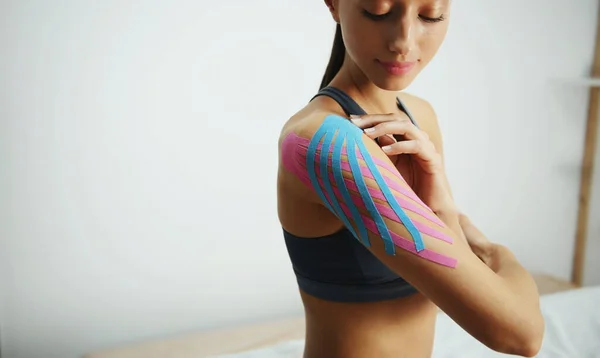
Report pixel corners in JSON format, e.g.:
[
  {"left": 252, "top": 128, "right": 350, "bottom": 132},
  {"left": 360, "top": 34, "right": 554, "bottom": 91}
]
[
  {"left": 341, "top": 15, "right": 382, "bottom": 58},
  {"left": 417, "top": 27, "right": 447, "bottom": 59},
  {"left": 344, "top": 26, "right": 383, "bottom": 63}
]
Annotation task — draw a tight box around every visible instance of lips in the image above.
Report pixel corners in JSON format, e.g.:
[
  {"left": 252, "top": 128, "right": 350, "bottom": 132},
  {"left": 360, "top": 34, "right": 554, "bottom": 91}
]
[{"left": 378, "top": 60, "right": 416, "bottom": 75}]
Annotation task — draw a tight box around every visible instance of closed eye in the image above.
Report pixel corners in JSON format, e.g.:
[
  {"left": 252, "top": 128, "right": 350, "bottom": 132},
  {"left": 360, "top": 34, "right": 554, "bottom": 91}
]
[
  {"left": 420, "top": 14, "right": 446, "bottom": 23},
  {"left": 362, "top": 10, "right": 446, "bottom": 23},
  {"left": 362, "top": 10, "right": 390, "bottom": 21}
]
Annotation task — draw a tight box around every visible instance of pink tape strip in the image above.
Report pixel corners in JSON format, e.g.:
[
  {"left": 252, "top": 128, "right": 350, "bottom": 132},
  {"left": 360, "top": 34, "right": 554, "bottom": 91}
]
[
  {"left": 334, "top": 198, "right": 457, "bottom": 267},
  {"left": 295, "top": 135, "right": 431, "bottom": 210},
  {"left": 281, "top": 131, "right": 456, "bottom": 267},
  {"left": 287, "top": 134, "right": 443, "bottom": 225},
  {"left": 324, "top": 180, "right": 453, "bottom": 243}
]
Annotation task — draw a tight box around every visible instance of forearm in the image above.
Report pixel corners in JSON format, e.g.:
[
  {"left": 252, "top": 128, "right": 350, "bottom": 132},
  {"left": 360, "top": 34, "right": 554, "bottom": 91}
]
[
  {"left": 433, "top": 197, "right": 539, "bottom": 307},
  {"left": 427, "top": 186, "right": 466, "bottom": 245},
  {"left": 436, "top": 208, "right": 466, "bottom": 242},
  {"left": 486, "top": 244, "right": 541, "bottom": 309},
  {"left": 458, "top": 214, "right": 542, "bottom": 321}
]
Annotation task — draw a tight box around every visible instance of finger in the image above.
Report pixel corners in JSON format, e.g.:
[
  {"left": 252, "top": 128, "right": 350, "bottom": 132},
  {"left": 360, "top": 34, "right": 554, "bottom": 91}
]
[
  {"left": 375, "top": 134, "right": 397, "bottom": 147},
  {"left": 350, "top": 112, "right": 410, "bottom": 128},
  {"left": 381, "top": 140, "right": 434, "bottom": 159},
  {"left": 364, "top": 121, "right": 424, "bottom": 141}
]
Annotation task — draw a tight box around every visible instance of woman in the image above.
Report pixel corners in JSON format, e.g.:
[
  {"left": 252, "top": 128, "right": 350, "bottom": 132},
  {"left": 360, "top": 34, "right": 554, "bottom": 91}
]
[{"left": 277, "top": 1, "right": 544, "bottom": 357}]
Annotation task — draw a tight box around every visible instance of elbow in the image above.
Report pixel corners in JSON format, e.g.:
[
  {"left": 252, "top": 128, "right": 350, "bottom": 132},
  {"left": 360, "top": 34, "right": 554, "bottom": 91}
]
[
  {"left": 504, "top": 331, "right": 544, "bottom": 358},
  {"left": 485, "top": 315, "right": 545, "bottom": 357}
]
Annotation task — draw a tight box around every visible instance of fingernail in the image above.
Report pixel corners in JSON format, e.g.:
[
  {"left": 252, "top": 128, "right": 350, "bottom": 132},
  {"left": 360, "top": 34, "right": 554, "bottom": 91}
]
[
  {"left": 382, "top": 146, "right": 392, "bottom": 152},
  {"left": 350, "top": 115, "right": 361, "bottom": 122},
  {"left": 364, "top": 127, "right": 375, "bottom": 133}
]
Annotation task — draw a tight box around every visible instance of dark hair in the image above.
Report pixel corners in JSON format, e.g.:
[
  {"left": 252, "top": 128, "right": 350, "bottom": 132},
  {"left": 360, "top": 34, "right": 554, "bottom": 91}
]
[{"left": 319, "top": 24, "right": 346, "bottom": 90}]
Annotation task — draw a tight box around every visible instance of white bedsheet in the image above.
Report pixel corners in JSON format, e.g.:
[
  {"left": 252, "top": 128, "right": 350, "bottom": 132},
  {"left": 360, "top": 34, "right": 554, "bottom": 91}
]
[{"left": 215, "top": 286, "right": 600, "bottom": 358}]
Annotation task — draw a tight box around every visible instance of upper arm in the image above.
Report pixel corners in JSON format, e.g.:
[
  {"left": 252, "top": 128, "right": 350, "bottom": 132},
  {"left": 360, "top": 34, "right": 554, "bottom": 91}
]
[{"left": 280, "top": 113, "right": 533, "bottom": 349}]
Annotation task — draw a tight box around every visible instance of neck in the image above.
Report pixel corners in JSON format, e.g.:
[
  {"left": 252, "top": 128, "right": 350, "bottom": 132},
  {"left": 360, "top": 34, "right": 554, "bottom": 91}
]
[{"left": 328, "top": 55, "right": 400, "bottom": 114}]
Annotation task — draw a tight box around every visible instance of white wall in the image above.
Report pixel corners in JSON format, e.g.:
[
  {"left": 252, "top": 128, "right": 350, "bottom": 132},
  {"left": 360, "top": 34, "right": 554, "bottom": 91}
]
[{"left": 0, "top": 1, "right": 598, "bottom": 357}]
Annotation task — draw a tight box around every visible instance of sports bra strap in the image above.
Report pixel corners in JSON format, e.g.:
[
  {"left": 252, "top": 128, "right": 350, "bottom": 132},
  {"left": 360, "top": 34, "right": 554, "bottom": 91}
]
[{"left": 311, "top": 86, "right": 419, "bottom": 128}]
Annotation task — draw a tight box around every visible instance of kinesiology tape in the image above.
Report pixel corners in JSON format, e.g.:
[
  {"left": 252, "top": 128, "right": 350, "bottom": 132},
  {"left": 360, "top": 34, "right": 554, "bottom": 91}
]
[{"left": 281, "top": 114, "right": 457, "bottom": 268}]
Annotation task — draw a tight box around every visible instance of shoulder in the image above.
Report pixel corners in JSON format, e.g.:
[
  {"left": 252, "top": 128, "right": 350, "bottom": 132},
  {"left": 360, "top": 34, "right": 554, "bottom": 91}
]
[
  {"left": 397, "top": 92, "right": 444, "bottom": 151},
  {"left": 278, "top": 109, "right": 398, "bottom": 183},
  {"left": 277, "top": 94, "right": 349, "bottom": 145},
  {"left": 276, "top": 110, "right": 368, "bottom": 226},
  {"left": 277, "top": 104, "right": 349, "bottom": 151},
  {"left": 278, "top": 112, "right": 355, "bottom": 174},
  {"left": 397, "top": 92, "right": 438, "bottom": 127}
]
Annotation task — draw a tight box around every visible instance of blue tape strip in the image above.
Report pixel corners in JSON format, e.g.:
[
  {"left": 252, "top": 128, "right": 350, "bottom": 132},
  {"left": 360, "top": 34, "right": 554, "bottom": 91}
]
[
  {"left": 307, "top": 116, "right": 358, "bottom": 239},
  {"left": 306, "top": 114, "right": 424, "bottom": 253},
  {"left": 331, "top": 123, "right": 370, "bottom": 247},
  {"left": 354, "top": 133, "right": 425, "bottom": 252},
  {"left": 306, "top": 124, "right": 335, "bottom": 214},
  {"left": 347, "top": 131, "right": 396, "bottom": 255}
]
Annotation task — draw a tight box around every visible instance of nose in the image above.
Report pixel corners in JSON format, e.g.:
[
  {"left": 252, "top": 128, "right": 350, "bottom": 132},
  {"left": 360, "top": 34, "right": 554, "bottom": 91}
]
[{"left": 388, "top": 15, "right": 416, "bottom": 56}]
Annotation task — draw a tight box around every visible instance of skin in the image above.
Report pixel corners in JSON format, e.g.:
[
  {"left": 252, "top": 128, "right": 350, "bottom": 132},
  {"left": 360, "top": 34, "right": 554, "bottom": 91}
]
[
  {"left": 278, "top": 99, "right": 453, "bottom": 358},
  {"left": 277, "top": 1, "right": 544, "bottom": 357}
]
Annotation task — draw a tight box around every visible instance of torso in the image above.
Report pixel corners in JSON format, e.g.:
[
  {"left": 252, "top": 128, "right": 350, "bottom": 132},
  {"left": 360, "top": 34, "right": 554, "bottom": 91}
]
[{"left": 277, "top": 91, "right": 440, "bottom": 358}]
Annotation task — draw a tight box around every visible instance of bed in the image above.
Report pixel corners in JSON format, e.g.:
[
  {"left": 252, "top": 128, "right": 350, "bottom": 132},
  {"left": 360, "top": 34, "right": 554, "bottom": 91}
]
[{"left": 84, "top": 274, "right": 600, "bottom": 358}]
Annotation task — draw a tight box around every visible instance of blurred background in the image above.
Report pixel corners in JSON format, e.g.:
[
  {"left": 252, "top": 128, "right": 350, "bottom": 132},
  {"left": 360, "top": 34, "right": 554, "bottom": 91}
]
[{"left": 1, "top": 0, "right": 599, "bottom": 357}]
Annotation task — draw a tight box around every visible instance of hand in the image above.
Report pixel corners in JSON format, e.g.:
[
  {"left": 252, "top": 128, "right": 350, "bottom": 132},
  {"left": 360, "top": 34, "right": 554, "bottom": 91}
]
[
  {"left": 458, "top": 213, "right": 494, "bottom": 264},
  {"left": 350, "top": 113, "right": 453, "bottom": 212},
  {"left": 350, "top": 113, "right": 442, "bottom": 175}
]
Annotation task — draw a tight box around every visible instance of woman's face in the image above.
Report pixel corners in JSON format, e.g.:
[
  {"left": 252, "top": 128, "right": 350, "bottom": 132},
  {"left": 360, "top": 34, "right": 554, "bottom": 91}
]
[{"left": 327, "top": 0, "right": 451, "bottom": 91}]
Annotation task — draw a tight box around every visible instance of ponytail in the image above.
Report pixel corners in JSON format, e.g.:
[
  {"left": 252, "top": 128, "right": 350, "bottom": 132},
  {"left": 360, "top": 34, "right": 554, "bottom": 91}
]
[{"left": 319, "top": 24, "right": 346, "bottom": 90}]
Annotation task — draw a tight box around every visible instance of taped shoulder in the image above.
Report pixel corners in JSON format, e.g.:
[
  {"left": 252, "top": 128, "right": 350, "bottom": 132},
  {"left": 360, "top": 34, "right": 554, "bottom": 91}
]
[{"left": 281, "top": 114, "right": 457, "bottom": 268}]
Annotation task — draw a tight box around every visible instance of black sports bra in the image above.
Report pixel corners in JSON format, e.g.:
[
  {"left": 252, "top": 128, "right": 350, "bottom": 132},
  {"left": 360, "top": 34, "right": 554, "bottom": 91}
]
[{"left": 282, "top": 86, "right": 420, "bottom": 303}]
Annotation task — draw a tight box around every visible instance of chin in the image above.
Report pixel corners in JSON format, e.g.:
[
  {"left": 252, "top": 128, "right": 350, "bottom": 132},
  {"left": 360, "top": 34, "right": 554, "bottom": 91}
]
[
  {"left": 372, "top": 76, "right": 415, "bottom": 92},
  {"left": 368, "top": 67, "right": 421, "bottom": 92}
]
